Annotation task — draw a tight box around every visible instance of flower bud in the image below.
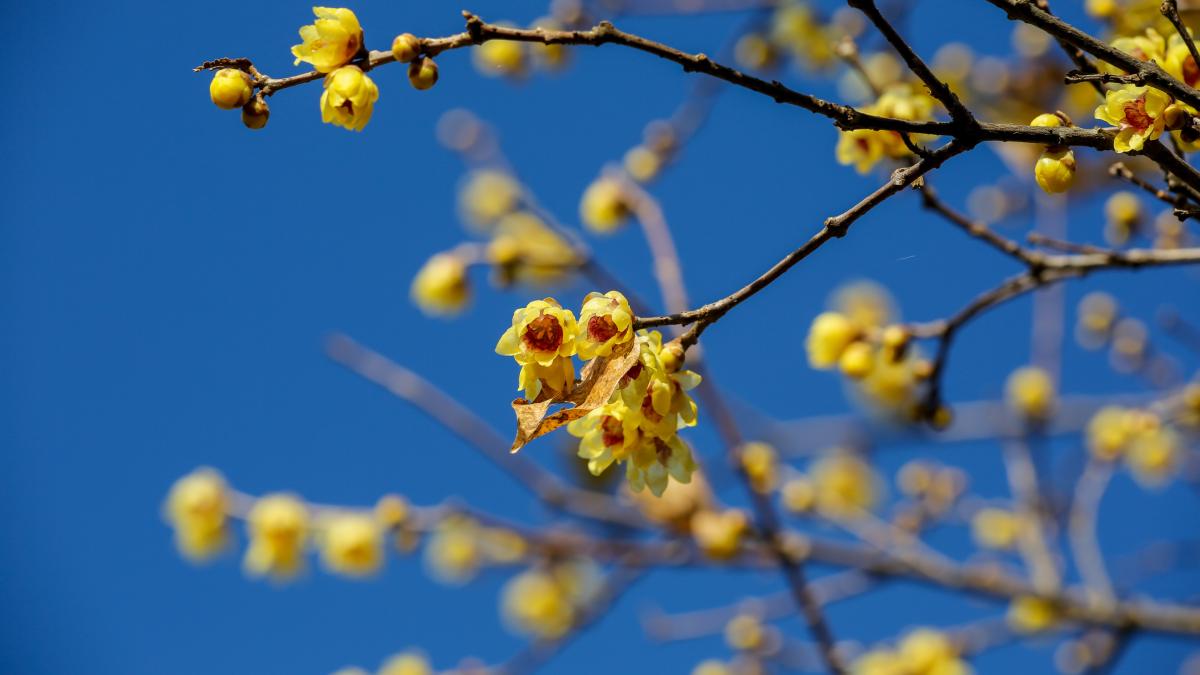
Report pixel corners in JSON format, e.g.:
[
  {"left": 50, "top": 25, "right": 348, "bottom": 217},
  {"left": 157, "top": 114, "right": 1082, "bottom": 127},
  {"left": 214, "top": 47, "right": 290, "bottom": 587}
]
[
  {"left": 1163, "top": 103, "right": 1189, "bottom": 130},
  {"left": 391, "top": 33, "right": 421, "bottom": 63},
  {"left": 241, "top": 98, "right": 270, "bottom": 130},
  {"left": 210, "top": 68, "right": 253, "bottom": 110},
  {"left": 838, "top": 341, "right": 875, "bottom": 379},
  {"left": 408, "top": 57, "right": 439, "bottom": 90},
  {"left": 1034, "top": 148, "right": 1076, "bottom": 194},
  {"left": 1029, "top": 112, "right": 1063, "bottom": 128}
]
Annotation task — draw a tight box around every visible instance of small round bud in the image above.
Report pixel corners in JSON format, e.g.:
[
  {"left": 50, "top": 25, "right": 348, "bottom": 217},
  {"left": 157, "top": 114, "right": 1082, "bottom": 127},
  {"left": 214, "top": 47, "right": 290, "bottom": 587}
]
[
  {"left": 241, "top": 98, "right": 270, "bottom": 130},
  {"left": 929, "top": 405, "right": 953, "bottom": 430},
  {"left": 408, "top": 57, "right": 439, "bottom": 91},
  {"left": 1163, "top": 103, "right": 1188, "bottom": 131},
  {"left": 660, "top": 341, "right": 686, "bottom": 373},
  {"left": 838, "top": 341, "right": 875, "bottom": 379},
  {"left": 210, "top": 68, "right": 253, "bottom": 110},
  {"left": 1030, "top": 112, "right": 1063, "bottom": 128},
  {"left": 1034, "top": 148, "right": 1076, "bottom": 194},
  {"left": 623, "top": 145, "right": 662, "bottom": 183},
  {"left": 392, "top": 33, "right": 421, "bottom": 63}
]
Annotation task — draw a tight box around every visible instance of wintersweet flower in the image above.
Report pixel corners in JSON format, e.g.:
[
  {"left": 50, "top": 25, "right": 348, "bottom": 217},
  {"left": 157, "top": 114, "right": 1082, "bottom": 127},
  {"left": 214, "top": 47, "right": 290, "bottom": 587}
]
[
  {"left": 378, "top": 652, "right": 433, "bottom": 675},
  {"left": 971, "top": 507, "right": 1021, "bottom": 550},
  {"left": 805, "top": 312, "right": 859, "bottom": 368},
  {"left": 209, "top": 69, "right": 253, "bottom": 110},
  {"left": 165, "top": 469, "right": 230, "bottom": 561},
  {"left": 320, "top": 65, "right": 378, "bottom": 132},
  {"left": 579, "top": 177, "right": 631, "bottom": 233},
  {"left": 496, "top": 298, "right": 578, "bottom": 399},
  {"left": 473, "top": 29, "right": 527, "bottom": 78},
  {"left": 1127, "top": 424, "right": 1181, "bottom": 487},
  {"left": 291, "top": 7, "right": 363, "bottom": 73},
  {"left": 424, "top": 515, "right": 483, "bottom": 584},
  {"left": 898, "top": 628, "right": 967, "bottom": 674},
  {"left": 626, "top": 434, "right": 696, "bottom": 496},
  {"left": 809, "top": 451, "right": 880, "bottom": 518},
  {"left": 1094, "top": 85, "right": 1171, "bottom": 153},
  {"left": 490, "top": 212, "right": 578, "bottom": 285},
  {"left": 411, "top": 253, "right": 469, "bottom": 316},
  {"left": 408, "top": 57, "right": 439, "bottom": 91},
  {"left": 500, "top": 568, "right": 575, "bottom": 639},
  {"left": 575, "top": 291, "right": 634, "bottom": 359},
  {"left": 1110, "top": 28, "right": 1167, "bottom": 66},
  {"left": 690, "top": 508, "right": 748, "bottom": 559},
  {"left": 1034, "top": 148, "right": 1076, "bottom": 193},
  {"left": 244, "top": 493, "right": 309, "bottom": 580},
  {"left": 739, "top": 441, "right": 778, "bottom": 493},
  {"left": 1007, "top": 596, "right": 1060, "bottom": 633},
  {"left": 724, "top": 614, "right": 764, "bottom": 651},
  {"left": 459, "top": 170, "right": 521, "bottom": 228},
  {"left": 1005, "top": 366, "right": 1056, "bottom": 420},
  {"left": 318, "top": 512, "right": 383, "bottom": 577},
  {"left": 568, "top": 400, "right": 642, "bottom": 476},
  {"left": 1086, "top": 406, "right": 1138, "bottom": 461},
  {"left": 1165, "top": 33, "right": 1200, "bottom": 88},
  {"left": 836, "top": 128, "right": 887, "bottom": 174}
]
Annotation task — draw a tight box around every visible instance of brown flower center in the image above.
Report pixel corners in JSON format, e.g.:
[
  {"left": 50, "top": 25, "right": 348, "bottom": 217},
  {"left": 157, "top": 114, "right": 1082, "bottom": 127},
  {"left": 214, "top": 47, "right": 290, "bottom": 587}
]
[
  {"left": 1185, "top": 55, "right": 1199, "bottom": 87},
  {"left": 588, "top": 315, "right": 620, "bottom": 343},
  {"left": 619, "top": 362, "right": 643, "bottom": 389},
  {"left": 1123, "top": 97, "right": 1152, "bottom": 131},
  {"left": 523, "top": 314, "right": 563, "bottom": 352},
  {"left": 600, "top": 416, "right": 625, "bottom": 447}
]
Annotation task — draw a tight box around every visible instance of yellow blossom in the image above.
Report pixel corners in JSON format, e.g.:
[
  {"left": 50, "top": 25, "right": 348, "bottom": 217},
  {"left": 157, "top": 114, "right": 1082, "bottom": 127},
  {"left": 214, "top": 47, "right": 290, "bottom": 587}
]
[
  {"left": 501, "top": 568, "right": 575, "bottom": 639},
  {"left": 411, "top": 253, "right": 470, "bottom": 316},
  {"left": 528, "top": 18, "right": 569, "bottom": 70},
  {"left": 740, "top": 441, "right": 779, "bottom": 493},
  {"left": 1034, "top": 148, "right": 1076, "bottom": 194},
  {"left": 1030, "top": 112, "right": 1065, "bottom": 128},
  {"left": 474, "top": 30, "right": 527, "bottom": 78},
  {"left": 839, "top": 340, "right": 876, "bottom": 379},
  {"left": 690, "top": 508, "right": 748, "bottom": 559},
  {"left": 569, "top": 400, "right": 642, "bottom": 476},
  {"left": 623, "top": 146, "right": 662, "bottom": 183},
  {"left": 460, "top": 170, "right": 521, "bottom": 227},
  {"left": 165, "top": 468, "right": 230, "bottom": 562},
  {"left": 834, "top": 280, "right": 895, "bottom": 328},
  {"left": 852, "top": 649, "right": 907, "bottom": 675},
  {"left": 810, "top": 451, "right": 879, "bottom": 517},
  {"left": 970, "top": 507, "right": 1021, "bottom": 550},
  {"left": 1005, "top": 366, "right": 1056, "bottom": 420},
  {"left": 425, "top": 515, "right": 482, "bottom": 584},
  {"left": 580, "top": 177, "right": 631, "bottom": 233},
  {"left": 319, "top": 512, "right": 383, "bottom": 577},
  {"left": 836, "top": 128, "right": 887, "bottom": 174},
  {"left": 782, "top": 476, "right": 816, "bottom": 513},
  {"left": 291, "top": 7, "right": 363, "bottom": 74},
  {"left": 575, "top": 290, "right": 634, "bottom": 359},
  {"left": 806, "top": 312, "right": 860, "bottom": 368},
  {"left": 626, "top": 434, "right": 697, "bottom": 496},
  {"left": 1086, "top": 0, "right": 1117, "bottom": 18},
  {"left": 320, "top": 66, "right": 378, "bottom": 132},
  {"left": 378, "top": 651, "right": 433, "bottom": 675},
  {"left": 408, "top": 57, "right": 439, "bottom": 91},
  {"left": 490, "top": 211, "right": 579, "bottom": 284},
  {"left": 1086, "top": 406, "right": 1137, "bottom": 461},
  {"left": 244, "top": 493, "right": 309, "bottom": 580},
  {"left": 692, "top": 660, "right": 733, "bottom": 675},
  {"left": 1007, "top": 596, "right": 1060, "bottom": 633},
  {"left": 1110, "top": 28, "right": 1167, "bottom": 67},
  {"left": 209, "top": 69, "right": 253, "bottom": 110},
  {"left": 899, "top": 628, "right": 965, "bottom": 674},
  {"left": 391, "top": 33, "right": 421, "bottom": 64},
  {"left": 1165, "top": 33, "right": 1200, "bottom": 88},
  {"left": 735, "top": 32, "right": 777, "bottom": 71},
  {"left": 241, "top": 98, "right": 269, "bottom": 130},
  {"left": 724, "top": 614, "right": 765, "bottom": 651},
  {"left": 496, "top": 298, "right": 578, "bottom": 400},
  {"left": 1127, "top": 424, "right": 1181, "bottom": 487},
  {"left": 1095, "top": 85, "right": 1171, "bottom": 153}
]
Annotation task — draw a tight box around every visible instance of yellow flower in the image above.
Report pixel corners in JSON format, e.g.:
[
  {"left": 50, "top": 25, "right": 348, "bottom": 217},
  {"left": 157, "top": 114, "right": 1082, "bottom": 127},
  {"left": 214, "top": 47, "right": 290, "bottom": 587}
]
[
  {"left": 320, "top": 66, "right": 378, "bottom": 132},
  {"left": 408, "top": 57, "right": 439, "bottom": 91},
  {"left": 209, "top": 68, "right": 253, "bottom": 110},
  {"left": 623, "top": 145, "right": 663, "bottom": 183},
  {"left": 528, "top": 18, "right": 569, "bottom": 70},
  {"left": 690, "top": 508, "right": 748, "bottom": 559},
  {"left": 490, "top": 211, "right": 579, "bottom": 285},
  {"left": 1086, "top": 0, "right": 1117, "bottom": 18},
  {"left": 1005, "top": 366, "right": 1056, "bottom": 420},
  {"left": 425, "top": 515, "right": 482, "bottom": 584},
  {"left": 835, "top": 280, "right": 895, "bottom": 328},
  {"left": 378, "top": 651, "right": 433, "bottom": 675},
  {"left": 569, "top": 400, "right": 642, "bottom": 476},
  {"left": 1166, "top": 33, "right": 1200, "bottom": 88},
  {"left": 806, "top": 312, "right": 859, "bottom": 369},
  {"left": 165, "top": 468, "right": 230, "bottom": 561},
  {"left": 575, "top": 291, "right": 634, "bottom": 359},
  {"left": 724, "top": 613, "right": 765, "bottom": 651},
  {"left": 839, "top": 340, "right": 876, "bottom": 379},
  {"left": 1095, "top": 85, "right": 1171, "bottom": 153},
  {"left": 1110, "top": 28, "right": 1167, "bottom": 67},
  {"left": 740, "top": 441, "right": 778, "bottom": 493},
  {"left": 244, "top": 493, "right": 309, "bottom": 580},
  {"left": 1034, "top": 148, "right": 1076, "bottom": 194},
  {"left": 899, "top": 628, "right": 965, "bottom": 674},
  {"left": 411, "top": 253, "right": 469, "bottom": 316},
  {"left": 496, "top": 298, "right": 578, "bottom": 399},
  {"left": 1030, "top": 112, "right": 1064, "bottom": 128},
  {"left": 857, "top": 350, "right": 923, "bottom": 415},
  {"left": 1007, "top": 596, "right": 1060, "bottom": 633},
  {"left": 836, "top": 128, "right": 887, "bottom": 174},
  {"left": 692, "top": 661, "right": 733, "bottom": 675},
  {"left": 580, "top": 177, "right": 631, "bottom": 233},
  {"left": 781, "top": 476, "right": 816, "bottom": 513},
  {"left": 501, "top": 568, "right": 575, "bottom": 639},
  {"left": 735, "top": 32, "right": 777, "bottom": 71},
  {"left": 391, "top": 33, "right": 421, "bottom": 64},
  {"left": 241, "top": 98, "right": 270, "bottom": 130},
  {"left": 970, "top": 507, "right": 1021, "bottom": 550},
  {"left": 626, "top": 434, "right": 697, "bottom": 496},
  {"left": 474, "top": 31, "right": 527, "bottom": 78},
  {"left": 1086, "top": 406, "right": 1137, "bottom": 461},
  {"left": 291, "top": 7, "right": 363, "bottom": 73},
  {"left": 319, "top": 512, "right": 382, "bottom": 577},
  {"left": 1127, "top": 424, "right": 1181, "bottom": 487},
  {"left": 460, "top": 170, "right": 521, "bottom": 228},
  {"left": 810, "top": 451, "right": 879, "bottom": 518},
  {"left": 852, "top": 650, "right": 906, "bottom": 675}
]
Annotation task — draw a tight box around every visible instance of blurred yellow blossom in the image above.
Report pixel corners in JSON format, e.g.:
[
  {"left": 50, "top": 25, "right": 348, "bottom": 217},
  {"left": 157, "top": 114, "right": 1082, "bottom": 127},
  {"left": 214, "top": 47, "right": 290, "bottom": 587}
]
[
  {"left": 724, "top": 614, "right": 765, "bottom": 651},
  {"left": 501, "top": 568, "right": 575, "bottom": 639},
  {"left": 1007, "top": 596, "right": 1060, "bottom": 633},
  {"left": 411, "top": 252, "right": 470, "bottom": 316},
  {"left": 691, "top": 508, "right": 748, "bottom": 559},
  {"left": 460, "top": 170, "right": 521, "bottom": 228},
  {"left": 806, "top": 312, "right": 860, "bottom": 369},
  {"left": 165, "top": 468, "right": 230, "bottom": 562},
  {"left": 580, "top": 177, "right": 631, "bottom": 233},
  {"left": 244, "top": 493, "right": 309, "bottom": 580},
  {"left": 425, "top": 515, "right": 482, "bottom": 584},
  {"left": 319, "top": 512, "right": 383, "bottom": 578},
  {"left": 474, "top": 28, "right": 526, "bottom": 78},
  {"left": 378, "top": 651, "right": 433, "bottom": 675},
  {"left": 970, "top": 507, "right": 1021, "bottom": 550},
  {"left": 810, "top": 450, "right": 880, "bottom": 517},
  {"left": 740, "top": 441, "right": 779, "bottom": 493},
  {"left": 1005, "top": 366, "right": 1056, "bottom": 421}
]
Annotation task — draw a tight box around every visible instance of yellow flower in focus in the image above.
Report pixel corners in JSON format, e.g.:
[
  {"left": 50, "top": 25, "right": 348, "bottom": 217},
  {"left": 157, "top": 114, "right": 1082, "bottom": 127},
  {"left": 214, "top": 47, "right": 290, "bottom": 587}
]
[
  {"left": 320, "top": 66, "right": 378, "bottom": 132},
  {"left": 836, "top": 128, "right": 887, "bottom": 174},
  {"left": 319, "top": 512, "right": 383, "bottom": 578},
  {"left": 291, "top": 7, "right": 363, "bottom": 73},
  {"left": 1005, "top": 366, "right": 1056, "bottom": 421},
  {"left": 575, "top": 290, "right": 634, "bottom": 359},
  {"left": 496, "top": 298, "right": 578, "bottom": 399},
  {"left": 425, "top": 515, "right": 482, "bottom": 584},
  {"left": 501, "top": 568, "right": 575, "bottom": 639},
  {"left": 569, "top": 401, "right": 641, "bottom": 476},
  {"left": 391, "top": 33, "right": 421, "bottom": 64},
  {"left": 970, "top": 507, "right": 1021, "bottom": 550},
  {"left": 1007, "top": 596, "right": 1060, "bottom": 633},
  {"left": 411, "top": 253, "right": 470, "bottom": 316},
  {"left": 626, "top": 434, "right": 697, "bottom": 497},
  {"left": 810, "top": 451, "right": 879, "bottom": 518},
  {"left": 1166, "top": 33, "right": 1200, "bottom": 88},
  {"left": 623, "top": 145, "right": 663, "bottom": 183},
  {"left": 378, "top": 651, "right": 433, "bottom": 675},
  {"left": 739, "top": 441, "right": 778, "bottom": 493},
  {"left": 460, "top": 170, "right": 521, "bottom": 227},
  {"left": 1110, "top": 28, "right": 1167, "bottom": 66},
  {"left": 806, "top": 312, "right": 859, "bottom": 369},
  {"left": 1034, "top": 148, "right": 1076, "bottom": 194},
  {"left": 408, "top": 57, "right": 439, "bottom": 91},
  {"left": 580, "top": 177, "right": 631, "bottom": 233},
  {"left": 474, "top": 33, "right": 526, "bottom": 78},
  {"left": 244, "top": 493, "right": 309, "bottom": 580},
  {"left": 691, "top": 508, "right": 748, "bottom": 559},
  {"left": 1127, "top": 424, "right": 1181, "bottom": 487},
  {"left": 209, "top": 69, "right": 253, "bottom": 110},
  {"left": 165, "top": 468, "right": 230, "bottom": 561},
  {"left": 1095, "top": 85, "right": 1171, "bottom": 153},
  {"left": 724, "top": 614, "right": 765, "bottom": 651}
]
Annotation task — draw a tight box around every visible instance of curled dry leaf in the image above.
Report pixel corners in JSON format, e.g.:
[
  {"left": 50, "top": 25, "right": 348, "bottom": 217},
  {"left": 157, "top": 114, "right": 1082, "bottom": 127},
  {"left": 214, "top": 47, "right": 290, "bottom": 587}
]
[{"left": 510, "top": 338, "right": 641, "bottom": 453}]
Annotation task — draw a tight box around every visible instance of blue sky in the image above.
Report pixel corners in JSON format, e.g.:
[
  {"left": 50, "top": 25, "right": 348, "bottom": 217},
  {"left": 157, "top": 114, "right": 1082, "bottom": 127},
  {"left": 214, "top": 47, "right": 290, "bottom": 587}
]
[{"left": 2, "top": 1, "right": 1198, "bottom": 673}]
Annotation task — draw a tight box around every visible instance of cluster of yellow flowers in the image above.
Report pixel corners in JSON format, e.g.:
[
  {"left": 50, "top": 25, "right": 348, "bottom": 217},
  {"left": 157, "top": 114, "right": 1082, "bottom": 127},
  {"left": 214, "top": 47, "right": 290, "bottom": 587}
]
[
  {"left": 500, "top": 560, "right": 599, "bottom": 639},
  {"left": 495, "top": 292, "right": 701, "bottom": 496},
  {"left": 852, "top": 627, "right": 973, "bottom": 675},
  {"left": 805, "top": 281, "right": 933, "bottom": 420},
  {"left": 1086, "top": 405, "right": 1183, "bottom": 486},
  {"left": 836, "top": 85, "right": 938, "bottom": 174},
  {"left": 164, "top": 468, "right": 409, "bottom": 580}
]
